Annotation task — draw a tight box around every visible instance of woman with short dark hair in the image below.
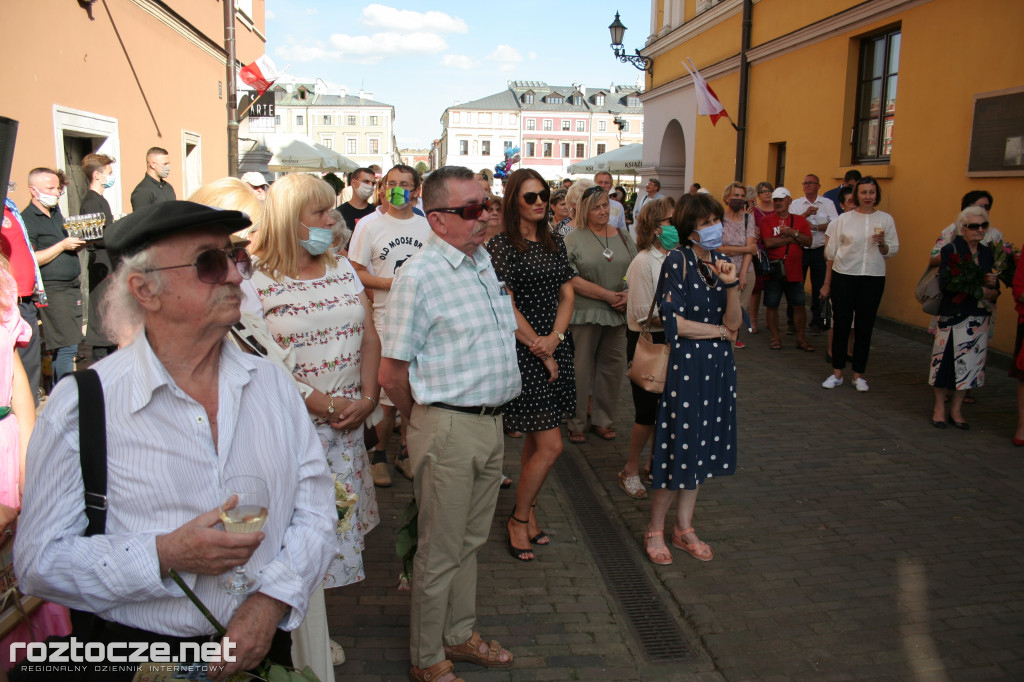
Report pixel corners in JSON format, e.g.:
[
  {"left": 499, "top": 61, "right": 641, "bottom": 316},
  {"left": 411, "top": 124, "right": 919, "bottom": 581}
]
[
  {"left": 819, "top": 176, "right": 898, "bottom": 392},
  {"left": 643, "top": 193, "right": 741, "bottom": 565}
]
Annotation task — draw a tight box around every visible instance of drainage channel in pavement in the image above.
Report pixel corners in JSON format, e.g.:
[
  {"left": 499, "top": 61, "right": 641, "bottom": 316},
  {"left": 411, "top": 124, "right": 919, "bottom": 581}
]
[{"left": 553, "top": 450, "right": 692, "bottom": 664}]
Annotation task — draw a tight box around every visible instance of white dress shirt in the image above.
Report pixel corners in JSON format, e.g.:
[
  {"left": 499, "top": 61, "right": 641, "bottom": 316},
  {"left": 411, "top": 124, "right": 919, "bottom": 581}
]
[
  {"left": 15, "top": 333, "right": 337, "bottom": 636},
  {"left": 824, "top": 210, "right": 899, "bottom": 277},
  {"left": 790, "top": 195, "right": 839, "bottom": 249}
]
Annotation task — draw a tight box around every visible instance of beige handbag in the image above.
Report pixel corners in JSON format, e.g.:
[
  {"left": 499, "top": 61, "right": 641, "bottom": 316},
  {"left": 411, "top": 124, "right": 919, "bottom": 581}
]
[{"left": 626, "top": 261, "right": 675, "bottom": 394}]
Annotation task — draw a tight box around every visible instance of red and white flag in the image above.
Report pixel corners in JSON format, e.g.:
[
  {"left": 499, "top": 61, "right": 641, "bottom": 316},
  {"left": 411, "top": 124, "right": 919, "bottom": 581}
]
[
  {"left": 683, "top": 58, "right": 728, "bottom": 126},
  {"left": 239, "top": 54, "right": 279, "bottom": 97}
]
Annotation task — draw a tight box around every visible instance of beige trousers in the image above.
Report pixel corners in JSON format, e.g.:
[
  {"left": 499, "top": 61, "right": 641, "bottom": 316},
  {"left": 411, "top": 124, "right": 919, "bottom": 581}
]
[
  {"left": 407, "top": 403, "right": 504, "bottom": 668},
  {"left": 567, "top": 323, "right": 627, "bottom": 432}
]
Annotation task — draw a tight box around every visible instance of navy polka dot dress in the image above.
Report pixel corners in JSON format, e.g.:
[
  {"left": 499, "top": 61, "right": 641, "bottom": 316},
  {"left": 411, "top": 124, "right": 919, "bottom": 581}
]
[{"left": 652, "top": 247, "right": 737, "bottom": 490}]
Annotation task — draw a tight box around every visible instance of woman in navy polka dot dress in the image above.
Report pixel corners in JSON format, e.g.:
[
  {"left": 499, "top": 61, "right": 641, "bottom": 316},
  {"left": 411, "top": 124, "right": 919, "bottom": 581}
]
[{"left": 644, "top": 193, "right": 742, "bottom": 565}]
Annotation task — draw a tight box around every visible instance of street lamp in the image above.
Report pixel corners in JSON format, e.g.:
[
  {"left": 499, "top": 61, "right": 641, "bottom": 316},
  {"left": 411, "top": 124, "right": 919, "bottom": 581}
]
[{"left": 608, "top": 12, "right": 653, "bottom": 75}]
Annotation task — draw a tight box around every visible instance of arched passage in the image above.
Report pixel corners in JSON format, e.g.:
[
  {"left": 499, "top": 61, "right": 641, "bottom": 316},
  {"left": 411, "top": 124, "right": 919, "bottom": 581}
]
[{"left": 657, "top": 119, "right": 687, "bottom": 197}]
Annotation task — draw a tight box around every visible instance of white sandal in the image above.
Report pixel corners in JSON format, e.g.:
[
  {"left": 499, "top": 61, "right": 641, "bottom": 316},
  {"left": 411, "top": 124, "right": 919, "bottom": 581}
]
[{"left": 618, "top": 470, "right": 647, "bottom": 499}]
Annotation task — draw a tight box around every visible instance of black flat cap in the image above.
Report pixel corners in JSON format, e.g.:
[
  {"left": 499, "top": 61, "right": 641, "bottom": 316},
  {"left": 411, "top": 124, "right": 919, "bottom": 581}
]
[{"left": 106, "top": 201, "right": 252, "bottom": 262}]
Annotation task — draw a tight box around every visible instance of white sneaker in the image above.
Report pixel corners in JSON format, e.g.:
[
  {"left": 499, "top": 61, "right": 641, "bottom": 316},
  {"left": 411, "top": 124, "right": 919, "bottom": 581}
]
[
  {"left": 853, "top": 378, "right": 869, "bottom": 392},
  {"left": 821, "top": 375, "right": 843, "bottom": 389}
]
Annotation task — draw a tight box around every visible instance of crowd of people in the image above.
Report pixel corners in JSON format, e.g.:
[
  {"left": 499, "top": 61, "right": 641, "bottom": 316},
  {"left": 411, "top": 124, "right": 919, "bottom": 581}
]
[{"left": 0, "top": 146, "right": 1020, "bottom": 682}]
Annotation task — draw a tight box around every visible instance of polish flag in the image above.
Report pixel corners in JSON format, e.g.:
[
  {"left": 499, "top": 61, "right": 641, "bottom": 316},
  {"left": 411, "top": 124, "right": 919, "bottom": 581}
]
[
  {"left": 239, "top": 55, "right": 279, "bottom": 97},
  {"left": 683, "top": 58, "right": 728, "bottom": 126}
]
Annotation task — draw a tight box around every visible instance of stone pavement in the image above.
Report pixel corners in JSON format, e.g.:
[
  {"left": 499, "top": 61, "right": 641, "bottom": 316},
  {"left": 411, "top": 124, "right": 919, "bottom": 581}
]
[{"left": 326, "top": 320, "right": 1024, "bottom": 681}]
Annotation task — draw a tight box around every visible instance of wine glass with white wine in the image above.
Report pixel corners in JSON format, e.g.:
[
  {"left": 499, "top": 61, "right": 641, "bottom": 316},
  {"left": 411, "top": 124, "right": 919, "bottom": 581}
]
[{"left": 219, "top": 475, "right": 269, "bottom": 595}]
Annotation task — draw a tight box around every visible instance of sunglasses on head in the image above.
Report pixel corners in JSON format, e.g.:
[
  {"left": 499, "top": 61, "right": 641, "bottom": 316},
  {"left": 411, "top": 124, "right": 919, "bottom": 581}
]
[
  {"left": 583, "top": 185, "right": 606, "bottom": 199},
  {"left": 426, "top": 200, "right": 495, "bottom": 221},
  {"left": 522, "top": 189, "right": 551, "bottom": 205},
  {"left": 145, "top": 246, "right": 253, "bottom": 283},
  {"left": 965, "top": 222, "right": 989, "bottom": 231}
]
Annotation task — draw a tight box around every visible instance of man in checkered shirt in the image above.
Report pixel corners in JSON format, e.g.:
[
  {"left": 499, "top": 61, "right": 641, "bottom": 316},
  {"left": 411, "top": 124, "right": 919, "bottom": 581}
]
[{"left": 380, "top": 165, "right": 521, "bottom": 682}]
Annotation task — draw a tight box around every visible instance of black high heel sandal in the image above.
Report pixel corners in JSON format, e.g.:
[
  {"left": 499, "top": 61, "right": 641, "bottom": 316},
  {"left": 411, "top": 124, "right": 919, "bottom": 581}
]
[
  {"left": 506, "top": 511, "right": 533, "bottom": 561},
  {"left": 529, "top": 504, "right": 549, "bottom": 545}
]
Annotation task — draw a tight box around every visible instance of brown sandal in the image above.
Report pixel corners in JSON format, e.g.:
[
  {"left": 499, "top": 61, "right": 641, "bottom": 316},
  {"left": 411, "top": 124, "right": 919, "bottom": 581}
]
[
  {"left": 443, "top": 631, "right": 514, "bottom": 669},
  {"left": 409, "top": 659, "right": 464, "bottom": 682},
  {"left": 567, "top": 430, "right": 586, "bottom": 443}
]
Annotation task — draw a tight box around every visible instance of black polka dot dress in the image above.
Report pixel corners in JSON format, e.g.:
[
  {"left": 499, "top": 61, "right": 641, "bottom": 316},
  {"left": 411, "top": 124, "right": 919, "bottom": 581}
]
[
  {"left": 488, "top": 233, "right": 577, "bottom": 433},
  {"left": 652, "top": 247, "right": 737, "bottom": 490}
]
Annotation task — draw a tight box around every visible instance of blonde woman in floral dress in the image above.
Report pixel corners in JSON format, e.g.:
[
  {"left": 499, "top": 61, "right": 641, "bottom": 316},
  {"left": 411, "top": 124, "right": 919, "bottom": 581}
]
[{"left": 249, "top": 173, "right": 381, "bottom": 588}]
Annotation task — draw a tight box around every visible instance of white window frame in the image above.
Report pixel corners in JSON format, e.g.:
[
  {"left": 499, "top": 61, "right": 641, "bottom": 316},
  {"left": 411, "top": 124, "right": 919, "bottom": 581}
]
[
  {"left": 181, "top": 130, "right": 202, "bottom": 201},
  {"left": 52, "top": 105, "right": 122, "bottom": 216},
  {"left": 543, "top": 119, "right": 553, "bottom": 131},
  {"left": 346, "top": 136, "right": 358, "bottom": 154},
  {"left": 576, "top": 120, "right": 585, "bottom": 132}
]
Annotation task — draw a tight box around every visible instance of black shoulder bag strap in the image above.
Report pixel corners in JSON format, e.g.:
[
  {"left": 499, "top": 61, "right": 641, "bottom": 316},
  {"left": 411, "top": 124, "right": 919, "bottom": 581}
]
[
  {"left": 70, "top": 369, "right": 107, "bottom": 640},
  {"left": 74, "top": 369, "right": 107, "bottom": 537}
]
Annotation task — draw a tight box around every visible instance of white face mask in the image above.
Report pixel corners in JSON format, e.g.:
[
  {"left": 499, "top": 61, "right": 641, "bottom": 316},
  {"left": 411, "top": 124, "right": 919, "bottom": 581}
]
[
  {"left": 355, "top": 184, "right": 374, "bottom": 200},
  {"left": 158, "top": 165, "right": 171, "bottom": 179},
  {"left": 35, "top": 190, "right": 60, "bottom": 208}
]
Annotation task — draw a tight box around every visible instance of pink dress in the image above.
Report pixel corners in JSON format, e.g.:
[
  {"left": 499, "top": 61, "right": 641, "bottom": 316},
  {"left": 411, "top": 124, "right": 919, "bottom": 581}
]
[{"left": 1, "top": 282, "right": 71, "bottom": 670}]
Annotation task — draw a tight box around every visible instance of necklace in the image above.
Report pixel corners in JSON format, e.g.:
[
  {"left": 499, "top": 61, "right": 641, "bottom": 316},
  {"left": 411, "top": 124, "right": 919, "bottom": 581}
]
[
  {"left": 695, "top": 255, "right": 718, "bottom": 288},
  {"left": 589, "top": 227, "right": 613, "bottom": 261}
]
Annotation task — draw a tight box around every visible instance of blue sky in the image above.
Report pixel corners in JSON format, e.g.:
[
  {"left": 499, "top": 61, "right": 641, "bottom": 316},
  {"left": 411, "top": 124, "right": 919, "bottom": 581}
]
[{"left": 265, "top": 2, "right": 650, "bottom": 149}]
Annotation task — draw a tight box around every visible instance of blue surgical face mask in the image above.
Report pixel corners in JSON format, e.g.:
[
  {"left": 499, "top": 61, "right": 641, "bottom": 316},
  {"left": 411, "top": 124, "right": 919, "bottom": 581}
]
[
  {"left": 101, "top": 174, "right": 115, "bottom": 189},
  {"left": 299, "top": 222, "right": 333, "bottom": 255},
  {"left": 658, "top": 224, "right": 679, "bottom": 250},
  {"left": 694, "top": 221, "right": 724, "bottom": 250}
]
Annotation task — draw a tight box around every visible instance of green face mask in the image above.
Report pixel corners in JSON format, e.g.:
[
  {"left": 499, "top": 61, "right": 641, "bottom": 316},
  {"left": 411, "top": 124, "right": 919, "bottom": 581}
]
[{"left": 658, "top": 224, "right": 679, "bottom": 250}]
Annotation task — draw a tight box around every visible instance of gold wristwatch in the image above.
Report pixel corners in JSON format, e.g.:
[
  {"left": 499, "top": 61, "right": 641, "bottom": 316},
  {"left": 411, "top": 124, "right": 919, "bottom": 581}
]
[{"left": 554, "top": 330, "right": 565, "bottom": 342}]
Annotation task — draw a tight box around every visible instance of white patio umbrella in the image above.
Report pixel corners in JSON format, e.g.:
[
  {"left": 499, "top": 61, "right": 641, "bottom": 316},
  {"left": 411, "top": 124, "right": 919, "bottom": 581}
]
[
  {"left": 567, "top": 144, "right": 643, "bottom": 175},
  {"left": 262, "top": 133, "right": 358, "bottom": 173}
]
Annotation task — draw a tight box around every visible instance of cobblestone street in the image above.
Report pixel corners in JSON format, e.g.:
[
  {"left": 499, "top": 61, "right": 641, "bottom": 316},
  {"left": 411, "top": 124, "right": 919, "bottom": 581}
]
[{"left": 327, "top": 321, "right": 1024, "bottom": 681}]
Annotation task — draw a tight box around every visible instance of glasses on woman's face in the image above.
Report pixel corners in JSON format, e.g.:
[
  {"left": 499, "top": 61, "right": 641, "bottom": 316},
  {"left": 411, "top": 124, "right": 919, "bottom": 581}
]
[
  {"left": 965, "top": 222, "right": 990, "bottom": 231},
  {"left": 521, "top": 189, "right": 551, "bottom": 205},
  {"left": 758, "top": 189, "right": 772, "bottom": 195},
  {"left": 145, "top": 246, "right": 253, "bottom": 283}
]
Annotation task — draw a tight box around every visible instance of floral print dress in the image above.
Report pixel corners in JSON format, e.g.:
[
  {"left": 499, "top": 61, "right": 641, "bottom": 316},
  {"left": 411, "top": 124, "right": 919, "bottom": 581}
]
[{"left": 251, "top": 255, "right": 379, "bottom": 588}]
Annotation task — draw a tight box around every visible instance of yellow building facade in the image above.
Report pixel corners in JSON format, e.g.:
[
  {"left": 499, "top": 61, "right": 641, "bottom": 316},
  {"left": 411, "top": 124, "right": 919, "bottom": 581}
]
[{"left": 640, "top": 0, "right": 1024, "bottom": 350}]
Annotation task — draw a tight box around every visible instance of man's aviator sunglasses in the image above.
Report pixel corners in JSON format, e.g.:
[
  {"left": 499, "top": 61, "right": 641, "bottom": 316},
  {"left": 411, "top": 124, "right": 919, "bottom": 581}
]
[
  {"left": 426, "top": 200, "right": 496, "bottom": 220},
  {"left": 144, "top": 246, "right": 253, "bottom": 283}
]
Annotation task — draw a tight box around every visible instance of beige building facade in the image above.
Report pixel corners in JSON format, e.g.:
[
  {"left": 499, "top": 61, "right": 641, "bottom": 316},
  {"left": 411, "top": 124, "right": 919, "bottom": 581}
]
[{"left": 2, "top": 0, "right": 266, "bottom": 216}]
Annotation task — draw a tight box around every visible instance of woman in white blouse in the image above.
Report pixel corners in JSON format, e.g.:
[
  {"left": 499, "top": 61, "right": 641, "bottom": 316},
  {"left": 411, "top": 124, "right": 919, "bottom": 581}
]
[
  {"left": 819, "top": 177, "right": 898, "bottom": 392},
  {"left": 620, "top": 197, "right": 675, "bottom": 498}
]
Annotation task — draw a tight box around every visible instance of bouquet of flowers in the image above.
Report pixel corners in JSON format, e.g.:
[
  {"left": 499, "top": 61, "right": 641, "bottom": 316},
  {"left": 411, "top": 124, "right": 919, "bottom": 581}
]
[
  {"left": 990, "top": 239, "right": 1018, "bottom": 288},
  {"left": 945, "top": 252, "right": 986, "bottom": 303},
  {"left": 334, "top": 476, "right": 358, "bottom": 535}
]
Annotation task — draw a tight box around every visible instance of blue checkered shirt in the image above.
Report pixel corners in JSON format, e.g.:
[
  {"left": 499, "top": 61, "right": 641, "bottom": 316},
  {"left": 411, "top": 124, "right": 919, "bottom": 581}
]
[{"left": 383, "top": 231, "right": 521, "bottom": 407}]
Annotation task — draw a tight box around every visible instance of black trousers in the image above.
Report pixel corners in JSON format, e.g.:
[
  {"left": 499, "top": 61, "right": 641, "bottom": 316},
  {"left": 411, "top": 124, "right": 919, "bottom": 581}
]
[
  {"left": 16, "top": 299, "right": 41, "bottom": 405},
  {"left": 830, "top": 272, "right": 885, "bottom": 374},
  {"left": 786, "top": 246, "right": 827, "bottom": 324}
]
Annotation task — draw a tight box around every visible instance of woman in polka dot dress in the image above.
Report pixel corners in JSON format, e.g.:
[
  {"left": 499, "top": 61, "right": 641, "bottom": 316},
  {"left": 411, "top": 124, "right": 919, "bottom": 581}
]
[
  {"left": 488, "top": 169, "right": 577, "bottom": 561},
  {"left": 644, "top": 193, "right": 742, "bottom": 565}
]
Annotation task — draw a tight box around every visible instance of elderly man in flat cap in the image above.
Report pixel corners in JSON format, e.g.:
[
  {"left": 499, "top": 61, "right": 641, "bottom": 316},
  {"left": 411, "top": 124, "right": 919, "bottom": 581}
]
[{"left": 13, "top": 201, "right": 337, "bottom": 681}]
